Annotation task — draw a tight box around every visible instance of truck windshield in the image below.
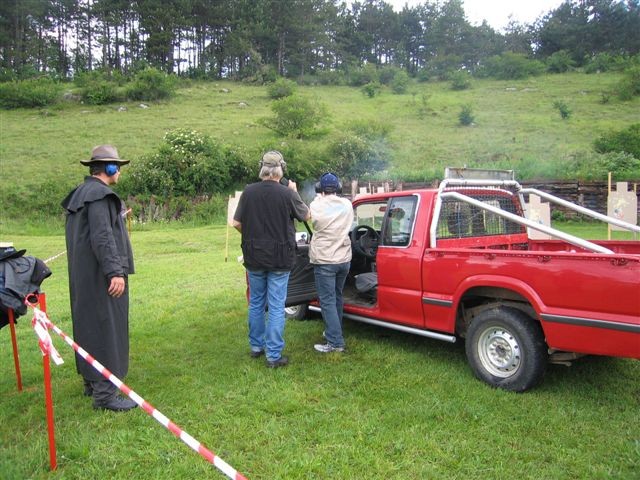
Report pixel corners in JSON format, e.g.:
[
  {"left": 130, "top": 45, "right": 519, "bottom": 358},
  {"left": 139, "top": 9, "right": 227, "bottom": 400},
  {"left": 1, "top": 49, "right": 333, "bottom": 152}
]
[{"left": 353, "top": 201, "right": 387, "bottom": 230}]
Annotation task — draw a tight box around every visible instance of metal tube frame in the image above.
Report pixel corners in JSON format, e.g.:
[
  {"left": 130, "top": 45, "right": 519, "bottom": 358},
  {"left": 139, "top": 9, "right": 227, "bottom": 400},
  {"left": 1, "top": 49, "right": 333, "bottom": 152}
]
[
  {"left": 435, "top": 191, "right": 614, "bottom": 254},
  {"left": 520, "top": 187, "right": 640, "bottom": 234}
]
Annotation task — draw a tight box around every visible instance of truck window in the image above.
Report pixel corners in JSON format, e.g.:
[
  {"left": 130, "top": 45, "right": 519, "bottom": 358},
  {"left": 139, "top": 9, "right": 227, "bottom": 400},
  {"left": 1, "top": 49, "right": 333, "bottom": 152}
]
[
  {"left": 437, "top": 193, "right": 525, "bottom": 239},
  {"left": 381, "top": 196, "right": 418, "bottom": 247}
]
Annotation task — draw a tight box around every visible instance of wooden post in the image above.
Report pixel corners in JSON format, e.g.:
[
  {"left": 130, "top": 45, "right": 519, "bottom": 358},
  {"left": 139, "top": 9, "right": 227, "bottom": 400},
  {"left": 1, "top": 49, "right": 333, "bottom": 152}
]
[{"left": 225, "top": 223, "right": 229, "bottom": 263}]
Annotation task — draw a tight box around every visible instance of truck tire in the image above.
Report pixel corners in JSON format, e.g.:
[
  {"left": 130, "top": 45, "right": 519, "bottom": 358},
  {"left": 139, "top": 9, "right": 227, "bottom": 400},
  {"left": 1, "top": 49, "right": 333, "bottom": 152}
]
[
  {"left": 465, "top": 306, "right": 547, "bottom": 392},
  {"left": 285, "top": 303, "right": 309, "bottom": 320}
]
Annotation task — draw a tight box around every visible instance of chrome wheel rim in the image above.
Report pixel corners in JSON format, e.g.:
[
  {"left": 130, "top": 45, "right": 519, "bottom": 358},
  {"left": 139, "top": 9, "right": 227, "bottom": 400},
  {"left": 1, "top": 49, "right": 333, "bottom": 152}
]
[
  {"left": 477, "top": 326, "right": 521, "bottom": 378},
  {"left": 285, "top": 305, "right": 301, "bottom": 317}
]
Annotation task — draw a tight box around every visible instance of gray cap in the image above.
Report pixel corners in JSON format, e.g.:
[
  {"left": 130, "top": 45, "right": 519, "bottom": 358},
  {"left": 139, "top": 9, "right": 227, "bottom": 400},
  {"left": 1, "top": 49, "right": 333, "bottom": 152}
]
[{"left": 261, "top": 150, "right": 285, "bottom": 168}]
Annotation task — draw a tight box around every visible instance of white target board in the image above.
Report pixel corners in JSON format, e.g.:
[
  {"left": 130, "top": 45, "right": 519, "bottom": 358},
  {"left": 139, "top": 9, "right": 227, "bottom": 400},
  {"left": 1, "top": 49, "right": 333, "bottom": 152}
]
[
  {"left": 608, "top": 182, "right": 637, "bottom": 231},
  {"left": 525, "top": 194, "right": 551, "bottom": 240},
  {"left": 227, "top": 191, "right": 243, "bottom": 226}
]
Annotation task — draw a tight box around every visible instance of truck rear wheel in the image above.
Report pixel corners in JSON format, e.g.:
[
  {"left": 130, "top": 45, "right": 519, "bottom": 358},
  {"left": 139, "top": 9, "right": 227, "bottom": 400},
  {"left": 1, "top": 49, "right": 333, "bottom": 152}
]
[{"left": 465, "top": 306, "right": 547, "bottom": 392}]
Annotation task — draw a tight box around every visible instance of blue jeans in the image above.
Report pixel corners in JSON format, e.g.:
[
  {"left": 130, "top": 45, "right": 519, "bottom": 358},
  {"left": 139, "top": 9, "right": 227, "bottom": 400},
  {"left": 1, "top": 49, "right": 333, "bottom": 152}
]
[
  {"left": 313, "top": 262, "right": 350, "bottom": 348},
  {"left": 247, "top": 269, "right": 290, "bottom": 361}
]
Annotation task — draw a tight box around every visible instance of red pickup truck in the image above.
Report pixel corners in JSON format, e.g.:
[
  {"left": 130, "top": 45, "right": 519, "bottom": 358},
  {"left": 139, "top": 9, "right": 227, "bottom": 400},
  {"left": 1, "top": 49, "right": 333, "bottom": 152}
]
[{"left": 286, "top": 170, "right": 640, "bottom": 391}]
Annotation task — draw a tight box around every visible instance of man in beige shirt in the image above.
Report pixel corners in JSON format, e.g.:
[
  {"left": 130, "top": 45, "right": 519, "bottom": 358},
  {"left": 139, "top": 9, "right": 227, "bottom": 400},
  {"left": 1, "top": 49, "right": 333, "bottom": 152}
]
[{"left": 309, "top": 173, "right": 354, "bottom": 353}]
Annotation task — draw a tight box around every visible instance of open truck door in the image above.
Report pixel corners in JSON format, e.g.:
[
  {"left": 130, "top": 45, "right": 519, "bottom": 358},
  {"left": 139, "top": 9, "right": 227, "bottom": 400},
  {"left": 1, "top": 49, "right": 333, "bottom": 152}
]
[{"left": 285, "top": 225, "right": 318, "bottom": 319}]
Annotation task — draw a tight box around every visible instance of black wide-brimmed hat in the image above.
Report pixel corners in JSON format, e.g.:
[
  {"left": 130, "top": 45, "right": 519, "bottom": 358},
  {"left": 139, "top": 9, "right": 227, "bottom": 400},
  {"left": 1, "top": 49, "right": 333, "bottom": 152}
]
[
  {"left": 80, "top": 145, "right": 130, "bottom": 166},
  {"left": 0, "top": 243, "right": 26, "bottom": 261}
]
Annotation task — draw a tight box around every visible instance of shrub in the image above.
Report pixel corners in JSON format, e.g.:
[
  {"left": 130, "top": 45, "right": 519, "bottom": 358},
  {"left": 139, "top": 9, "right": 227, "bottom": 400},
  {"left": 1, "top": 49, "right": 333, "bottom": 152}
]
[
  {"left": 82, "top": 79, "right": 120, "bottom": 105},
  {"left": 546, "top": 50, "right": 575, "bottom": 73},
  {"left": 266, "top": 77, "right": 297, "bottom": 99},
  {"left": 599, "top": 91, "right": 611, "bottom": 104},
  {"left": 264, "top": 94, "right": 328, "bottom": 138},
  {"left": 73, "top": 69, "right": 127, "bottom": 104},
  {"left": 316, "top": 70, "right": 346, "bottom": 85},
  {"left": 584, "top": 53, "right": 628, "bottom": 74},
  {"left": 458, "top": 104, "right": 474, "bottom": 126},
  {"left": 361, "top": 82, "right": 381, "bottom": 98},
  {"left": 450, "top": 70, "right": 471, "bottom": 90},
  {"left": 594, "top": 123, "right": 640, "bottom": 159},
  {"left": 296, "top": 74, "right": 318, "bottom": 86},
  {"left": 416, "top": 68, "right": 431, "bottom": 83},
  {"left": 74, "top": 69, "right": 127, "bottom": 87},
  {"left": 563, "top": 151, "right": 640, "bottom": 180},
  {"left": 414, "top": 92, "right": 432, "bottom": 118},
  {"left": 390, "top": 70, "right": 410, "bottom": 94},
  {"left": 125, "top": 67, "right": 177, "bottom": 101},
  {"left": 0, "top": 67, "right": 16, "bottom": 82},
  {"left": 480, "top": 52, "right": 544, "bottom": 80},
  {"left": 120, "top": 128, "right": 234, "bottom": 198},
  {"left": 424, "top": 55, "right": 463, "bottom": 81},
  {"left": 615, "top": 66, "right": 640, "bottom": 101},
  {"left": 0, "top": 77, "right": 60, "bottom": 109},
  {"left": 379, "top": 66, "right": 402, "bottom": 85},
  {"left": 553, "top": 100, "right": 571, "bottom": 120},
  {"left": 180, "top": 194, "right": 229, "bottom": 224},
  {"left": 348, "top": 64, "right": 379, "bottom": 86}
]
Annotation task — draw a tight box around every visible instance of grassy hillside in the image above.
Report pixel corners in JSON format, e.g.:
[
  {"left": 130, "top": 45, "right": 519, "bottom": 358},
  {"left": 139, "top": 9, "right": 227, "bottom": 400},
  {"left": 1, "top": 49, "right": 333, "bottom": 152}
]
[{"left": 0, "top": 72, "right": 639, "bottom": 226}]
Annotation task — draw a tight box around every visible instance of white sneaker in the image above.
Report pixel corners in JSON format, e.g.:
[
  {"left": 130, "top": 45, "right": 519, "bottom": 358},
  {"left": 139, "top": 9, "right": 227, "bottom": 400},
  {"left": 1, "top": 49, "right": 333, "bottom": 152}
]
[{"left": 314, "top": 343, "right": 345, "bottom": 353}]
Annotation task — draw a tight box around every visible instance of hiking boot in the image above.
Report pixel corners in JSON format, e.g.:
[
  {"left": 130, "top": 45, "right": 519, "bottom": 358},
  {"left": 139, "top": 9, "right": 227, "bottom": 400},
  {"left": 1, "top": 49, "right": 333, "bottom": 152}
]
[
  {"left": 314, "top": 343, "right": 345, "bottom": 353},
  {"left": 266, "top": 355, "right": 289, "bottom": 368},
  {"left": 93, "top": 395, "right": 138, "bottom": 412}
]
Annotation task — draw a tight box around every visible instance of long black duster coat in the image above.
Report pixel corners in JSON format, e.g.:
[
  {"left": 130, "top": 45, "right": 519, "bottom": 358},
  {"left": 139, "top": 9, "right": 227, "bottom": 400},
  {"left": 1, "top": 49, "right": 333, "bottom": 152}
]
[{"left": 61, "top": 177, "right": 134, "bottom": 381}]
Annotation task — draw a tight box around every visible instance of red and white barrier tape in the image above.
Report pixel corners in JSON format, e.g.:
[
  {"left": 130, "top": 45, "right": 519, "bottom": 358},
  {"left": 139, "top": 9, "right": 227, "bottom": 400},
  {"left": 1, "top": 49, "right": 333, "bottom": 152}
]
[
  {"left": 43, "top": 251, "right": 66, "bottom": 264},
  {"left": 29, "top": 304, "right": 248, "bottom": 480},
  {"left": 31, "top": 308, "right": 64, "bottom": 365}
]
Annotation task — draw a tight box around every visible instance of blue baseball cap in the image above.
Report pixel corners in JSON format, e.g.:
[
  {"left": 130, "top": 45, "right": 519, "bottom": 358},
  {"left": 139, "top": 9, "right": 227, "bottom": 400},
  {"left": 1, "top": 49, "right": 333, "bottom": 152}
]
[{"left": 320, "top": 173, "right": 340, "bottom": 192}]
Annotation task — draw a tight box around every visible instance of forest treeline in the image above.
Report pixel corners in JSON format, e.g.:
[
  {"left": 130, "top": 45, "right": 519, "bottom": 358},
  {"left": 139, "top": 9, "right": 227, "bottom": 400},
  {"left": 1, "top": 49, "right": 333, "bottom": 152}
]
[{"left": 1, "top": 0, "right": 639, "bottom": 81}]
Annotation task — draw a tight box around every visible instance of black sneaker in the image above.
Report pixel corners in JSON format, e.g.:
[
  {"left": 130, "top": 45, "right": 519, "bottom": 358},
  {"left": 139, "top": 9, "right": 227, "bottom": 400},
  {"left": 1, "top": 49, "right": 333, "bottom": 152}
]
[
  {"left": 250, "top": 349, "right": 265, "bottom": 358},
  {"left": 93, "top": 395, "right": 138, "bottom": 412},
  {"left": 266, "top": 355, "right": 289, "bottom": 368}
]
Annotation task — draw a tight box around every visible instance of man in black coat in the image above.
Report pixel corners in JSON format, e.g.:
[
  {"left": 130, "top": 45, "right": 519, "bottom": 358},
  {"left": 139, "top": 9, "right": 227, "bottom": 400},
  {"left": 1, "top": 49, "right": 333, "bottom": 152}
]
[{"left": 61, "top": 145, "right": 137, "bottom": 412}]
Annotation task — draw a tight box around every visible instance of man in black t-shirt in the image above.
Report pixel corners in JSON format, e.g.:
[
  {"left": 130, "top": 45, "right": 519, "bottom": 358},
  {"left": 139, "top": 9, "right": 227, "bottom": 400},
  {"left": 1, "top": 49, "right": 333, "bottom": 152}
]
[{"left": 233, "top": 151, "right": 310, "bottom": 368}]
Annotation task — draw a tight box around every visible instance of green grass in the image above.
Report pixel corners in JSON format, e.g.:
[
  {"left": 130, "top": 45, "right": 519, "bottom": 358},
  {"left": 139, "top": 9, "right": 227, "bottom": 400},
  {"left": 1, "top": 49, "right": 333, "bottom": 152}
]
[{"left": 1, "top": 224, "right": 638, "bottom": 479}]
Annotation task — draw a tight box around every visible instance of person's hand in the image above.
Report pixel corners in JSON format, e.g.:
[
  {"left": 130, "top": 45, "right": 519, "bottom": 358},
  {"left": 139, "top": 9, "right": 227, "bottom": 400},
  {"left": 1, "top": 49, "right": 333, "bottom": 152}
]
[
  {"left": 108, "top": 276, "right": 126, "bottom": 297},
  {"left": 288, "top": 180, "right": 298, "bottom": 192}
]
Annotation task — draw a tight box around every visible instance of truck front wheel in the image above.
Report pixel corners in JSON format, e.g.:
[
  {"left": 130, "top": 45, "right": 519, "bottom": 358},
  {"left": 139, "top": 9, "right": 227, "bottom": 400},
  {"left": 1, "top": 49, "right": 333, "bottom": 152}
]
[
  {"left": 285, "top": 303, "right": 309, "bottom": 320},
  {"left": 465, "top": 306, "right": 547, "bottom": 392}
]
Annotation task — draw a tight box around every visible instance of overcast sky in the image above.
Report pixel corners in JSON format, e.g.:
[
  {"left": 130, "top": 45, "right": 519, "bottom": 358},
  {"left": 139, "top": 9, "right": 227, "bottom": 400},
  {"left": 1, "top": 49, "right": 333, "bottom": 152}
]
[{"left": 386, "top": 0, "right": 565, "bottom": 31}]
